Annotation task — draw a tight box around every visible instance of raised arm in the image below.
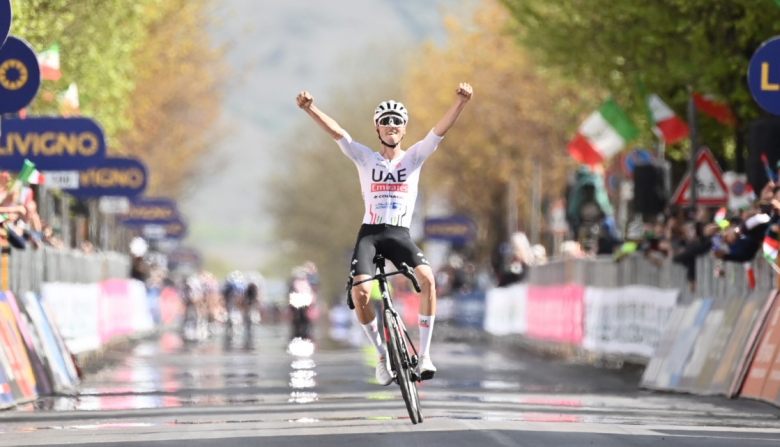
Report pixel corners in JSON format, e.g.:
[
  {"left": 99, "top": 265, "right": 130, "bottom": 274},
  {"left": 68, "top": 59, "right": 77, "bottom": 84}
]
[
  {"left": 296, "top": 91, "right": 346, "bottom": 140},
  {"left": 432, "top": 82, "right": 473, "bottom": 137}
]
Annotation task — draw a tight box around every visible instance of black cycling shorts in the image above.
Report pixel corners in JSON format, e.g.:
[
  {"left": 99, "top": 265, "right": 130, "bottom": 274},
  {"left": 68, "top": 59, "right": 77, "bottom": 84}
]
[{"left": 350, "top": 224, "right": 429, "bottom": 277}]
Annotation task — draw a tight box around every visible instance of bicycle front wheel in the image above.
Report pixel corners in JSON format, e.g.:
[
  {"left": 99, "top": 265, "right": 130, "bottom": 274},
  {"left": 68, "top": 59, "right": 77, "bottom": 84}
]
[{"left": 386, "top": 309, "right": 422, "bottom": 424}]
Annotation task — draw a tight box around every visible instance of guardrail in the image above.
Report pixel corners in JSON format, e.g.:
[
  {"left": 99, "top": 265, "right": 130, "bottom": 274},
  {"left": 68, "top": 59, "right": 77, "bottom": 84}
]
[
  {"left": 527, "top": 254, "right": 774, "bottom": 306},
  {"left": 6, "top": 247, "right": 129, "bottom": 295}
]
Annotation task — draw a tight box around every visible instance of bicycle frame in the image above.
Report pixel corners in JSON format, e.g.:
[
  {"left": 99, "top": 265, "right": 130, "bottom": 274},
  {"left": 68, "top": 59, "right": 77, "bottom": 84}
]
[{"left": 347, "top": 255, "right": 424, "bottom": 423}]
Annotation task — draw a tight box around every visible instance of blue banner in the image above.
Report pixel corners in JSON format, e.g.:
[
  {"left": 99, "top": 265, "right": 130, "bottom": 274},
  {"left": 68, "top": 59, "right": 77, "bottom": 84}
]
[
  {"left": 452, "top": 290, "right": 486, "bottom": 329},
  {"left": 424, "top": 215, "right": 477, "bottom": 246},
  {"left": 0, "top": 117, "right": 107, "bottom": 170},
  {"left": 120, "top": 197, "right": 180, "bottom": 226},
  {"left": 0, "top": 36, "right": 40, "bottom": 113},
  {"left": 748, "top": 36, "right": 780, "bottom": 116},
  {"left": 162, "top": 218, "right": 188, "bottom": 240},
  {"left": 0, "top": 0, "right": 10, "bottom": 49},
  {"left": 67, "top": 157, "right": 148, "bottom": 198}
]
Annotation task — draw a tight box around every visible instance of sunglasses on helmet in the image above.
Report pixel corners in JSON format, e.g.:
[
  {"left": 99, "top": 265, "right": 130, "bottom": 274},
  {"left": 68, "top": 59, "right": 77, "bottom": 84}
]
[{"left": 377, "top": 115, "right": 406, "bottom": 127}]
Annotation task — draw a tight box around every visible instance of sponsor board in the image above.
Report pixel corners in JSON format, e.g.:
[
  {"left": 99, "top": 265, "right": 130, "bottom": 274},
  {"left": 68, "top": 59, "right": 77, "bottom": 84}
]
[
  {"left": 0, "top": 117, "right": 107, "bottom": 170},
  {"left": 0, "top": 36, "right": 40, "bottom": 113}
]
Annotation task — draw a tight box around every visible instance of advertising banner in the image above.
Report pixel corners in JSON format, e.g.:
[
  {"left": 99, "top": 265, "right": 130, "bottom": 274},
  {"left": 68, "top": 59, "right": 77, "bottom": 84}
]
[
  {"left": 0, "top": 294, "right": 37, "bottom": 401},
  {"left": 3, "top": 292, "right": 52, "bottom": 396},
  {"left": 0, "top": 36, "right": 39, "bottom": 114},
  {"left": 0, "top": 116, "right": 107, "bottom": 170},
  {"left": 120, "top": 197, "right": 180, "bottom": 226},
  {"left": 526, "top": 284, "right": 584, "bottom": 344},
  {"left": 129, "top": 279, "right": 154, "bottom": 333},
  {"left": 484, "top": 284, "right": 528, "bottom": 336},
  {"left": 748, "top": 36, "right": 780, "bottom": 116},
  {"left": 0, "top": 0, "right": 10, "bottom": 48},
  {"left": 741, "top": 293, "right": 780, "bottom": 405},
  {"left": 67, "top": 157, "right": 148, "bottom": 198},
  {"left": 99, "top": 279, "right": 136, "bottom": 343},
  {"left": 20, "top": 292, "right": 79, "bottom": 392},
  {"left": 452, "top": 290, "right": 486, "bottom": 329},
  {"left": 159, "top": 287, "right": 183, "bottom": 326},
  {"left": 641, "top": 298, "right": 713, "bottom": 390},
  {"left": 423, "top": 215, "right": 477, "bottom": 246},
  {"left": 41, "top": 283, "right": 101, "bottom": 354},
  {"left": 583, "top": 286, "right": 677, "bottom": 358},
  {"left": 680, "top": 295, "right": 749, "bottom": 394}
]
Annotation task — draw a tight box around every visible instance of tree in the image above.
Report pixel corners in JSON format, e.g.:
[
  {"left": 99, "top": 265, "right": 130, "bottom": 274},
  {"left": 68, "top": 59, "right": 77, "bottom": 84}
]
[
  {"left": 10, "top": 0, "right": 225, "bottom": 196},
  {"left": 403, "top": 1, "right": 598, "bottom": 269},
  {"left": 10, "top": 0, "right": 149, "bottom": 138},
  {"left": 114, "top": 0, "right": 225, "bottom": 196},
  {"left": 500, "top": 0, "right": 780, "bottom": 168}
]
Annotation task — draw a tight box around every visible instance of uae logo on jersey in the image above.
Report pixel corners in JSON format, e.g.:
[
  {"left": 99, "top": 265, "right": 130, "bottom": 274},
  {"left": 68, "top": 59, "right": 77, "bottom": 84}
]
[{"left": 371, "top": 183, "right": 408, "bottom": 192}]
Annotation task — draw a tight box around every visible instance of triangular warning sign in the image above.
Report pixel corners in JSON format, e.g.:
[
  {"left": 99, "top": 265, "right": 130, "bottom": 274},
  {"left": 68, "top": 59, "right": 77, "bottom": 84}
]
[{"left": 671, "top": 147, "right": 728, "bottom": 206}]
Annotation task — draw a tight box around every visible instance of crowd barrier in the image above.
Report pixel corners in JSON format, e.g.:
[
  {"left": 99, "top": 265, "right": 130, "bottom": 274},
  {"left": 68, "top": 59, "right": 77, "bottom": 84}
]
[
  {"left": 475, "top": 254, "right": 780, "bottom": 407},
  {"left": 482, "top": 256, "right": 681, "bottom": 358},
  {"left": 0, "top": 248, "right": 181, "bottom": 410}
]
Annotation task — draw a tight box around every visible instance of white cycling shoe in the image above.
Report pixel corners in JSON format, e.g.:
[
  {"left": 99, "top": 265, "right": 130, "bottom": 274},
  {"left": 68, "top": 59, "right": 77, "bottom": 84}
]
[
  {"left": 417, "top": 355, "right": 437, "bottom": 380},
  {"left": 376, "top": 356, "right": 395, "bottom": 386}
]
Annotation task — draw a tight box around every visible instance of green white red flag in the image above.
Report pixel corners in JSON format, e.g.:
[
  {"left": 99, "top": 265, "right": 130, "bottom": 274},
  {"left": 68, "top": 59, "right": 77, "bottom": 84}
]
[
  {"left": 693, "top": 92, "right": 736, "bottom": 127},
  {"left": 37, "top": 44, "right": 61, "bottom": 81},
  {"left": 647, "top": 94, "right": 689, "bottom": 144},
  {"left": 568, "top": 99, "right": 638, "bottom": 166},
  {"left": 59, "top": 82, "right": 80, "bottom": 115}
]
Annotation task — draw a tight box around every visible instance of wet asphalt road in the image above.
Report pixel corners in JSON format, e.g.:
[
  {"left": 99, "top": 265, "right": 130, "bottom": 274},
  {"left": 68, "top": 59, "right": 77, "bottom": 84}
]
[{"left": 1, "top": 324, "right": 779, "bottom": 446}]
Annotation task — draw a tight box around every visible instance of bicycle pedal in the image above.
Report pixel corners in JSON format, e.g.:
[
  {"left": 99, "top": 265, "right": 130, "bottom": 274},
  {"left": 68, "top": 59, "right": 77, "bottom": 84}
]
[{"left": 420, "top": 370, "right": 435, "bottom": 381}]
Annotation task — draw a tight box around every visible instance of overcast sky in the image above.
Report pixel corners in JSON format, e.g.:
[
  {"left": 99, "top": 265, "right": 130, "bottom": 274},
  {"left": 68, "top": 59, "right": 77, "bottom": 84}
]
[{"left": 180, "top": 0, "right": 475, "bottom": 273}]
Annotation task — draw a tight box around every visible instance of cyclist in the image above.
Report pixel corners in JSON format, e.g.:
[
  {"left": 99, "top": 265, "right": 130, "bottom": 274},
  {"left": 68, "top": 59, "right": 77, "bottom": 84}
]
[{"left": 296, "top": 82, "right": 473, "bottom": 385}]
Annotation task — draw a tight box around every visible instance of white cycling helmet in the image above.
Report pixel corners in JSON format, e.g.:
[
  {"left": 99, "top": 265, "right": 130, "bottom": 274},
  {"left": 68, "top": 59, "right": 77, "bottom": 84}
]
[{"left": 373, "top": 100, "right": 409, "bottom": 125}]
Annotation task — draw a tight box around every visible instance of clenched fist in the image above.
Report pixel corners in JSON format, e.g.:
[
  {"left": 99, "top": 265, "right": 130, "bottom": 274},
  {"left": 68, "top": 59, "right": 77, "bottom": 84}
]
[
  {"left": 296, "top": 91, "right": 313, "bottom": 109},
  {"left": 456, "top": 82, "right": 473, "bottom": 101}
]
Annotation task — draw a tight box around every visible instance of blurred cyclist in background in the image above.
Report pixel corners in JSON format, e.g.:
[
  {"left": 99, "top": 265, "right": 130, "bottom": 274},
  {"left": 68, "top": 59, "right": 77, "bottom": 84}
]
[
  {"left": 288, "top": 266, "right": 317, "bottom": 339},
  {"left": 221, "top": 270, "right": 247, "bottom": 337}
]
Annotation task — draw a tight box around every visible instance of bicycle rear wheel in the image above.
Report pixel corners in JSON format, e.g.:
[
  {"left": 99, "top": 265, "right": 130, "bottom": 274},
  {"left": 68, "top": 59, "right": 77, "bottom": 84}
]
[{"left": 386, "top": 309, "right": 422, "bottom": 424}]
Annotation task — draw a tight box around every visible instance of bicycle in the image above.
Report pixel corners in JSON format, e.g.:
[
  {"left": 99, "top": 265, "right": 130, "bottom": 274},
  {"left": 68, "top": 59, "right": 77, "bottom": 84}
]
[{"left": 347, "top": 254, "right": 424, "bottom": 424}]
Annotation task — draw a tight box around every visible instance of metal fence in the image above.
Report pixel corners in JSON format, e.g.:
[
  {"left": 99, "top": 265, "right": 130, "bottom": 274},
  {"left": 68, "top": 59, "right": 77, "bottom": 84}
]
[
  {"left": 7, "top": 248, "right": 130, "bottom": 295},
  {"left": 529, "top": 254, "right": 772, "bottom": 304}
]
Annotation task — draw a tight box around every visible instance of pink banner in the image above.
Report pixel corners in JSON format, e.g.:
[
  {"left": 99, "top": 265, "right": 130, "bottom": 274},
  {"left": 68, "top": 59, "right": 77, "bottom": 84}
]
[
  {"left": 159, "top": 287, "right": 183, "bottom": 326},
  {"left": 395, "top": 291, "right": 420, "bottom": 329},
  {"left": 99, "top": 279, "right": 135, "bottom": 343},
  {"left": 526, "top": 284, "right": 584, "bottom": 344}
]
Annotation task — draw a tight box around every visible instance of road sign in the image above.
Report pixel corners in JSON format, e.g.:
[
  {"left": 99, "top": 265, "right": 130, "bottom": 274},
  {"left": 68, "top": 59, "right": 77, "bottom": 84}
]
[
  {"left": 671, "top": 148, "right": 729, "bottom": 206},
  {"left": 748, "top": 36, "right": 780, "bottom": 116},
  {"left": 0, "top": 36, "right": 40, "bottom": 114},
  {"left": 0, "top": 0, "right": 10, "bottom": 49}
]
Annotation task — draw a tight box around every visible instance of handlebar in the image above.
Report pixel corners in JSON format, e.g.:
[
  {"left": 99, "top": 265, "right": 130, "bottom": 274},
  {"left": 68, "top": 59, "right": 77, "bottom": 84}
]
[{"left": 345, "top": 263, "right": 421, "bottom": 309}]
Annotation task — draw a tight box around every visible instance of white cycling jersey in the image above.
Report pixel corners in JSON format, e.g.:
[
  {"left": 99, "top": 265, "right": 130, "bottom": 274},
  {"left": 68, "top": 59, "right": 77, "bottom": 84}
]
[{"left": 337, "top": 130, "right": 443, "bottom": 228}]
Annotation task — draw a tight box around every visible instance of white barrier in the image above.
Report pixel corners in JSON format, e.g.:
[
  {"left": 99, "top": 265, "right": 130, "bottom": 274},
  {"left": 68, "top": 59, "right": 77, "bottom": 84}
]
[
  {"left": 484, "top": 284, "right": 527, "bottom": 335},
  {"left": 583, "top": 286, "right": 678, "bottom": 358},
  {"left": 41, "top": 283, "right": 101, "bottom": 354}
]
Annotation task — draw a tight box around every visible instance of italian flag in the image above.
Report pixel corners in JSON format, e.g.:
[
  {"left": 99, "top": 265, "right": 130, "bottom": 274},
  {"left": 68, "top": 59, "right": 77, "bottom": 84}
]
[
  {"left": 568, "top": 99, "right": 638, "bottom": 166},
  {"left": 693, "top": 92, "right": 736, "bottom": 126},
  {"left": 28, "top": 169, "right": 44, "bottom": 185},
  {"left": 59, "top": 82, "right": 80, "bottom": 116},
  {"left": 37, "top": 44, "right": 62, "bottom": 81},
  {"left": 647, "top": 94, "right": 689, "bottom": 144},
  {"left": 763, "top": 232, "right": 780, "bottom": 272}
]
